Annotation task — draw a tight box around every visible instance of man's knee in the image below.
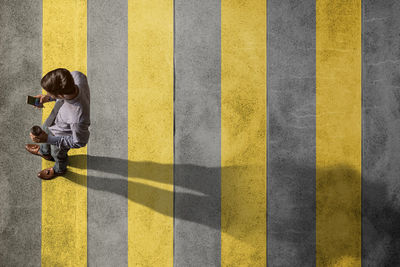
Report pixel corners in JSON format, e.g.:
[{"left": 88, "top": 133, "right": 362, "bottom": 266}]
[{"left": 51, "top": 146, "right": 69, "bottom": 161}]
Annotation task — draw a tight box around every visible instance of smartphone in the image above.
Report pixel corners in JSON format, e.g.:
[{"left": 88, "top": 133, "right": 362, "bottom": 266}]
[{"left": 26, "top": 95, "right": 42, "bottom": 107}]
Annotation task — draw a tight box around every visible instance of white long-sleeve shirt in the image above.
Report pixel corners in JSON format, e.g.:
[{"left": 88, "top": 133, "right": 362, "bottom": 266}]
[{"left": 46, "top": 71, "right": 90, "bottom": 149}]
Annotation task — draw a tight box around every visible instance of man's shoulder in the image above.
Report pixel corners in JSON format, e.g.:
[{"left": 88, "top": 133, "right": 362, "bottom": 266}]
[
  {"left": 71, "top": 70, "right": 86, "bottom": 77},
  {"left": 71, "top": 71, "right": 88, "bottom": 84}
]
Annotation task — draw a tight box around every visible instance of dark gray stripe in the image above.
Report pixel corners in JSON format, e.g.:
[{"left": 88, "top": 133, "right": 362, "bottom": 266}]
[
  {"left": 0, "top": 0, "right": 42, "bottom": 266},
  {"left": 267, "top": 0, "right": 316, "bottom": 266},
  {"left": 362, "top": 1, "right": 400, "bottom": 266},
  {"left": 87, "top": 0, "right": 128, "bottom": 266},
  {"left": 174, "top": 0, "right": 221, "bottom": 266}
]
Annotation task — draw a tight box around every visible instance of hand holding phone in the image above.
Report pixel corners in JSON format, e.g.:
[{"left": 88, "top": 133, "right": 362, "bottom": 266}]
[
  {"left": 27, "top": 95, "right": 43, "bottom": 108},
  {"left": 27, "top": 94, "right": 54, "bottom": 108}
]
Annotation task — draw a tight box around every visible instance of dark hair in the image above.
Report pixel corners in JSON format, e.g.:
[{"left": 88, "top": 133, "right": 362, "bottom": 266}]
[{"left": 41, "top": 68, "right": 75, "bottom": 96}]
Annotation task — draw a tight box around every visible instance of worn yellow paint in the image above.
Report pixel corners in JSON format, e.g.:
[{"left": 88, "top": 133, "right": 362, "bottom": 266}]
[
  {"left": 316, "top": 0, "right": 361, "bottom": 266},
  {"left": 42, "top": 0, "right": 87, "bottom": 266},
  {"left": 128, "top": 0, "right": 174, "bottom": 266},
  {"left": 221, "top": 0, "right": 267, "bottom": 266}
]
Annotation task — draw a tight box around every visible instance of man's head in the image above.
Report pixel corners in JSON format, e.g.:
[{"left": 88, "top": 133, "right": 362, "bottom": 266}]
[{"left": 41, "top": 68, "right": 76, "bottom": 99}]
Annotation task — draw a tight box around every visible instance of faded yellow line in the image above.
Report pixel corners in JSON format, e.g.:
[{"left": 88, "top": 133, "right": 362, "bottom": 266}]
[
  {"left": 42, "top": 0, "right": 87, "bottom": 266},
  {"left": 316, "top": 0, "right": 361, "bottom": 266},
  {"left": 221, "top": 0, "right": 267, "bottom": 266},
  {"left": 128, "top": 0, "right": 174, "bottom": 266}
]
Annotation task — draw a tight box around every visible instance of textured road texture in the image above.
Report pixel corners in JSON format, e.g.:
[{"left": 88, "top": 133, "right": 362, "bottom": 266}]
[{"left": 1, "top": 0, "right": 399, "bottom": 266}]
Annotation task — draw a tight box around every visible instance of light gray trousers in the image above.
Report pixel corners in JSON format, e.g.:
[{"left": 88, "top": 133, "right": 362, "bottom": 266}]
[{"left": 39, "top": 123, "right": 69, "bottom": 173}]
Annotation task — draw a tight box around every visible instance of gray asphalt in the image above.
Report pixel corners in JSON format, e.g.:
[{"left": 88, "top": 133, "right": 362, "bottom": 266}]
[
  {"left": 174, "top": 0, "right": 221, "bottom": 266},
  {"left": 267, "top": 0, "right": 316, "bottom": 265},
  {"left": 87, "top": 0, "right": 128, "bottom": 266},
  {"left": 0, "top": 0, "right": 42, "bottom": 266},
  {"left": 362, "top": 1, "right": 400, "bottom": 266}
]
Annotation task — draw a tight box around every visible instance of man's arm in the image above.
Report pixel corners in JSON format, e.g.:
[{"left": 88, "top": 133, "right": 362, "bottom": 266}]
[{"left": 47, "top": 123, "right": 90, "bottom": 149}]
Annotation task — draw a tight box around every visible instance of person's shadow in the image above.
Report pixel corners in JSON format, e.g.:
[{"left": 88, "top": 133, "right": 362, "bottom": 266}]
[
  {"left": 65, "top": 155, "right": 400, "bottom": 265},
  {"left": 67, "top": 154, "right": 259, "bottom": 243}
]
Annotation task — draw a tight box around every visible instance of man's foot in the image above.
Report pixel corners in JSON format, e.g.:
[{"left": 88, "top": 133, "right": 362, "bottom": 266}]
[
  {"left": 25, "top": 144, "right": 54, "bottom": 161},
  {"left": 37, "top": 167, "right": 66, "bottom": 180}
]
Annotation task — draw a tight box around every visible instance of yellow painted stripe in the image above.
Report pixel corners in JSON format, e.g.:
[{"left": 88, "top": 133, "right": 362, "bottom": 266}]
[
  {"left": 316, "top": 0, "right": 361, "bottom": 266},
  {"left": 221, "top": 0, "right": 267, "bottom": 266},
  {"left": 42, "top": 0, "right": 87, "bottom": 266},
  {"left": 128, "top": 0, "right": 174, "bottom": 266}
]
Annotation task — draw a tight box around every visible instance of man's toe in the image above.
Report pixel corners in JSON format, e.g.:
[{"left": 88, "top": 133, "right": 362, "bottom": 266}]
[{"left": 37, "top": 167, "right": 57, "bottom": 180}]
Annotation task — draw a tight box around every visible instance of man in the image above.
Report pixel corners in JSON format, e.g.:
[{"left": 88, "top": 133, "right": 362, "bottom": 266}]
[{"left": 25, "top": 68, "right": 90, "bottom": 179}]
